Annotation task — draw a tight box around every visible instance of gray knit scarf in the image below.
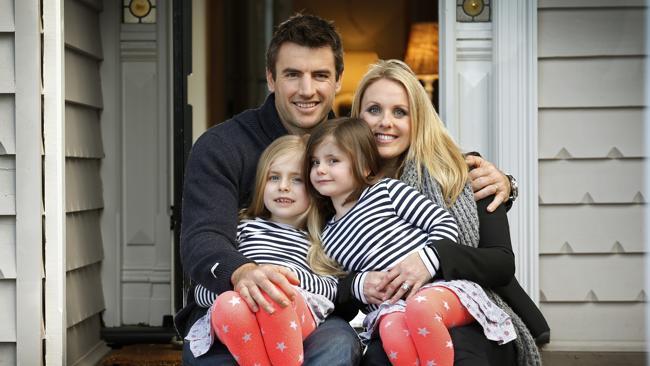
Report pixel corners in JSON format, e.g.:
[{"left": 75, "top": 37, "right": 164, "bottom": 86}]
[{"left": 400, "top": 160, "right": 542, "bottom": 366}]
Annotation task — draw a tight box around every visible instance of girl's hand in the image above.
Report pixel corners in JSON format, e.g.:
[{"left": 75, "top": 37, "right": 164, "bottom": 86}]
[
  {"left": 363, "top": 271, "right": 389, "bottom": 305},
  {"left": 376, "top": 252, "right": 432, "bottom": 303}
]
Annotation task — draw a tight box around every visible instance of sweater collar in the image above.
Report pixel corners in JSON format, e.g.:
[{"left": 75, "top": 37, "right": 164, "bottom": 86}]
[{"left": 259, "top": 93, "right": 336, "bottom": 140}]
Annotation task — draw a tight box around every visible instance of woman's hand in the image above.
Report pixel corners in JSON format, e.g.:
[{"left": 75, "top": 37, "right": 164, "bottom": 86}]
[
  {"left": 363, "top": 271, "right": 389, "bottom": 305},
  {"left": 376, "top": 252, "right": 433, "bottom": 303}
]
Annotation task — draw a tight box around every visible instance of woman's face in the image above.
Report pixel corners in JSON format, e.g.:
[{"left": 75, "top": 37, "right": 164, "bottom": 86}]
[{"left": 359, "top": 78, "right": 412, "bottom": 161}]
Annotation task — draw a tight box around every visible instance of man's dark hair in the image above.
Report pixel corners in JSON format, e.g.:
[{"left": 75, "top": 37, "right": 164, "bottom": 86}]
[{"left": 266, "top": 13, "right": 344, "bottom": 81}]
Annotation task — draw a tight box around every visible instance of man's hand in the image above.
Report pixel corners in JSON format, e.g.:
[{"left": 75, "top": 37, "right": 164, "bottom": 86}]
[
  {"left": 465, "top": 155, "right": 511, "bottom": 212},
  {"left": 376, "top": 252, "right": 432, "bottom": 303},
  {"left": 231, "top": 263, "right": 299, "bottom": 314}
]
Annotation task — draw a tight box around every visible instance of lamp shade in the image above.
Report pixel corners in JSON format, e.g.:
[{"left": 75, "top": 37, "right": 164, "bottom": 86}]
[{"left": 404, "top": 22, "right": 439, "bottom": 75}]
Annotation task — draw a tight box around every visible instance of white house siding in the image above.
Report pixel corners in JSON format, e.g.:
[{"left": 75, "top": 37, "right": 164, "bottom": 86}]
[
  {"left": 64, "top": 0, "right": 107, "bottom": 364},
  {"left": 1, "top": 0, "right": 34, "bottom": 364},
  {"left": 538, "top": 0, "right": 647, "bottom": 351}
]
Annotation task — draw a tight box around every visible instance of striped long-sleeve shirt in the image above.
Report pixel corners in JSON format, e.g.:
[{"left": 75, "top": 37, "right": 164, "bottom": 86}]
[
  {"left": 194, "top": 218, "right": 338, "bottom": 307},
  {"left": 321, "top": 178, "right": 459, "bottom": 313}
]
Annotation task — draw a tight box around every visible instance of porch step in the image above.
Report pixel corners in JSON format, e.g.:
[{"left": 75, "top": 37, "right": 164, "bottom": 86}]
[{"left": 541, "top": 351, "right": 647, "bottom": 366}]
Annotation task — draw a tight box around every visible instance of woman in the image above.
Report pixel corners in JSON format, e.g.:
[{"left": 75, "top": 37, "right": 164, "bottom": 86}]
[{"left": 348, "top": 60, "right": 549, "bottom": 365}]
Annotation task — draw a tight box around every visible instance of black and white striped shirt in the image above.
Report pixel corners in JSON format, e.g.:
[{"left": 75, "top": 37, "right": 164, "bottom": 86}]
[
  {"left": 194, "top": 218, "right": 338, "bottom": 307},
  {"left": 321, "top": 178, "right": 458, "bottom": 312}
]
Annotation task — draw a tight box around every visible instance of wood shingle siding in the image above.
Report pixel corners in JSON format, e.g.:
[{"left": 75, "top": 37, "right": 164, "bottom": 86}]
[
  {"left": 541, "top": 303, "right": 646, "bottom": 349},
  {"left": 63, "top": 0, "right": 106, "bottom": 363},
  {"left": 539, "top": 109, "right": 644, "bottom": 159},
  {"left": 539, "top": 58, "right": 645, "bottom": 107},
  {"left": 0, "top": 33, "right": 14, "bottom": 93},
  {"left": 66, "top": 264, "right": 105, "bottom": 328},
  {"left": 64, "top": 0, "right": 102, "bottom": 60},
  {"left": 0, "top": 157, "right": 14, "bottom": 215},
  {"left": 65, "top": 158, "right": 103, "bottom": 213},
  {"left": 540, "top": 205, "right": 644, "bottom": 254},
  {"left": 539, "top": 159, "right": 645, "bottom": 204},
  {"left": 0, "top": 217, "right": 15, "bottom": 279},
  {"left": 65, "top": 49, "right": 103, "bottom": 109},
  {"left": 66, "top": 210, "right": 103, "bottom": 271},
  {"left": 66, "top": 105, "right": 104, "bottom": 158},
  {"left": 0, "top": 95, "right": 15, "bottom": 155},
  {"left": 539, "top": 8, "right": 646, "bottom": 57},
  {"left": 0, "top": 0, "right": 16, "bottom": 361},
  {"left": 0, "top": 0, "right": 14, "bottom": 32},
  {"left": 0, "top": 281, "right": 16, "bottom": 342},
  {"left": 66, "top": 314, "right": 103, "bottom": 366},
  {"left": 537, "top": 2, "right": 647, "bottom": 351}
]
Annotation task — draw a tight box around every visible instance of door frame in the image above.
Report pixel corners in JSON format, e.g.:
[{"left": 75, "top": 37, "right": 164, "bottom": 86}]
[{"left": 439, "top": 0, "right": 539, "bottom": 300}]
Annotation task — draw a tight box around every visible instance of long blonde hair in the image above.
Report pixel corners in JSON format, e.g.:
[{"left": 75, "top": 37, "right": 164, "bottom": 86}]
[
  {"left": 351, "top": 59, "right": 467, "bottom": 206},
  {"left": 241, "top": 135, "right": 312, "bottom": 228},
  {"left": 304, "top": 118, "right": 383, "bottom": 276}
]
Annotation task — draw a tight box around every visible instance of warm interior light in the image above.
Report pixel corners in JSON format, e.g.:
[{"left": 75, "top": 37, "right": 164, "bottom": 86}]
[{"left": 404, "top": 22, "right": 439, "bottom": 100}]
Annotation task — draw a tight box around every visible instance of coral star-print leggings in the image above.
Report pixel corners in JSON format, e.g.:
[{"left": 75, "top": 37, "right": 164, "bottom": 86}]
[{"left": 211, "top": 290, "right": 317, "bottom": 366}]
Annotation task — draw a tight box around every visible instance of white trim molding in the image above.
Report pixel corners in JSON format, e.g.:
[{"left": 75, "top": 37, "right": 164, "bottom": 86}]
[
  {"left": 43, "top": 0, "right": 66, "bottom": 365},
  {"left": 15, "top": 0, "right": 43, "bottom": 364},
  {"left": 493, "top": 1, "right": 539, "bottom": 302}
]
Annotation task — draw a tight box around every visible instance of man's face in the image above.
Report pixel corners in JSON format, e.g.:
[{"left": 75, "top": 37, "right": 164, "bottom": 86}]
[{"left": 267, "top": 42, "right": 341, "bottom": 135}]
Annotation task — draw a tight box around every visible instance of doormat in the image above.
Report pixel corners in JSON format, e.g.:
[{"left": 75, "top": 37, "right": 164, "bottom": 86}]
[{"left": 100, "top": 344, "right": 182, "bottom": 366}]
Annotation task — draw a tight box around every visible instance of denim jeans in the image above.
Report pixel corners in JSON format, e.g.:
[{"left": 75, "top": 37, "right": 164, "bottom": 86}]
[{"left": 182, "top": 306, "right": 362, "bottom": 365}]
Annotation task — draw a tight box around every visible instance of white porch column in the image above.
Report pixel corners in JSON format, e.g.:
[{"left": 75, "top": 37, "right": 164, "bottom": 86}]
[
  {"left": 441, "top": 0, "right": 539, "bottom": 301},
  {"left": 43, "top": 0, "right": 66, "bottom": 364},
  {"left": 493, "top": 1, "right": 539, "bottom": 302}
]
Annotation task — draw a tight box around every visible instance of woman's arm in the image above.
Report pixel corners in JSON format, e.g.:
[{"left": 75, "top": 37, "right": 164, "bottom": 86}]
[{"left": 434, "top": 195, "right": 515, "bottom": 287}]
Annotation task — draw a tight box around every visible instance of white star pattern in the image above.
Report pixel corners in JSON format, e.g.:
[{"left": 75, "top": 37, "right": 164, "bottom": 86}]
[
  {"left": 276, "top": 342, "right": 287, "bottom": 352},
  {"left": 289, "top": 321, "right": 298, "bottom": 330},
  {"left": 434, "top": 314, "right": 442, "bottom": 322},
  {"left": 298, "top": 354, "right": 304, "bottom": 362},
  {"left": 384, "top": 320, "right": 393, "bottom": 328},
  {"left": 418, "top": 327, "right": 430, "bottom": 336},
  {"left": 228, "top": 296, "right": 241, "bottom": 306},
  {"left": 301, "top": 313, "right": 306, "bottom": 323},
  {"left": 426, "top": 360, "right": 437, "bottom": 366},
  {"left": 415, "top": 295, "right": 427, "bottom": 303},
  {"left": 221, "top": 325, "right": 229, "bottom": 333},
  {"left": 446, "top": 340, "right": 453, "bottom": 348},
  {"left": 442, "top": 301, "right": 450, "bottom": 311},
  {"left": 389, "top": 351, "right": 398, "bottom": 360},
  {"left": 242, "top": 333, "right": 252, "bottom": 343},
  {"left": 403, "top": 329, "right": 410, "bottom": 337}
]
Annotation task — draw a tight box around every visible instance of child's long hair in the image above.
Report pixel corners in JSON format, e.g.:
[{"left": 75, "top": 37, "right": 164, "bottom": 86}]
[
  {"left": 241, "top": 135, "right": 311, "bottom": 229},
  {"left": 304, "top": 118, "right": 383, "bottom": 276},
  {"left": 351, "top": 59, "right": 468, "bottom": 206}
]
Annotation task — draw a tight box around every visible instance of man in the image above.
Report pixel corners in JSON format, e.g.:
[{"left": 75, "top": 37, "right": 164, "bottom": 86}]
[{"left": 177, "top": 13, "right": 513, "bottom": 365}]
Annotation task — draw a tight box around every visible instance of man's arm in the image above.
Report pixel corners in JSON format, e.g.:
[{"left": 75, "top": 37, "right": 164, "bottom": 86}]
[
  {"left": 181, "top": 132, "right": 298, "bottom": 313},
  {"left": 180, "top": 132, "right": 253, "bottom": 294}
]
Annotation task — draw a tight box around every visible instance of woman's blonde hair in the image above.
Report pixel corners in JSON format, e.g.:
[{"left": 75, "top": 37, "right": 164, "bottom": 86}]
[
  {"left": 350, "top": 59, "right": 467, "bottom": 206},
  {"left": 303, "top": 118, "right": 383, "bottom": 276},
  {"left": 241, "top": 135, "right": 312, "bottom": 229}
]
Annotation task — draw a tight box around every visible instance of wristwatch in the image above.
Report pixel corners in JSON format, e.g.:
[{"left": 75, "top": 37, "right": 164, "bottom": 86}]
[{"left": 506, "top": 174, "right": 518, "bottom": 203}]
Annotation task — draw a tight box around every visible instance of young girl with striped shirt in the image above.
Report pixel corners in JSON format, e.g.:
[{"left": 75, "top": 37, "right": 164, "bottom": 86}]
[
  {"left": 185, "top": 135, "right": 337, "bottom": 366},
  {"left": 305, "top": 118, "right": 516, "bottom": 366}
]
